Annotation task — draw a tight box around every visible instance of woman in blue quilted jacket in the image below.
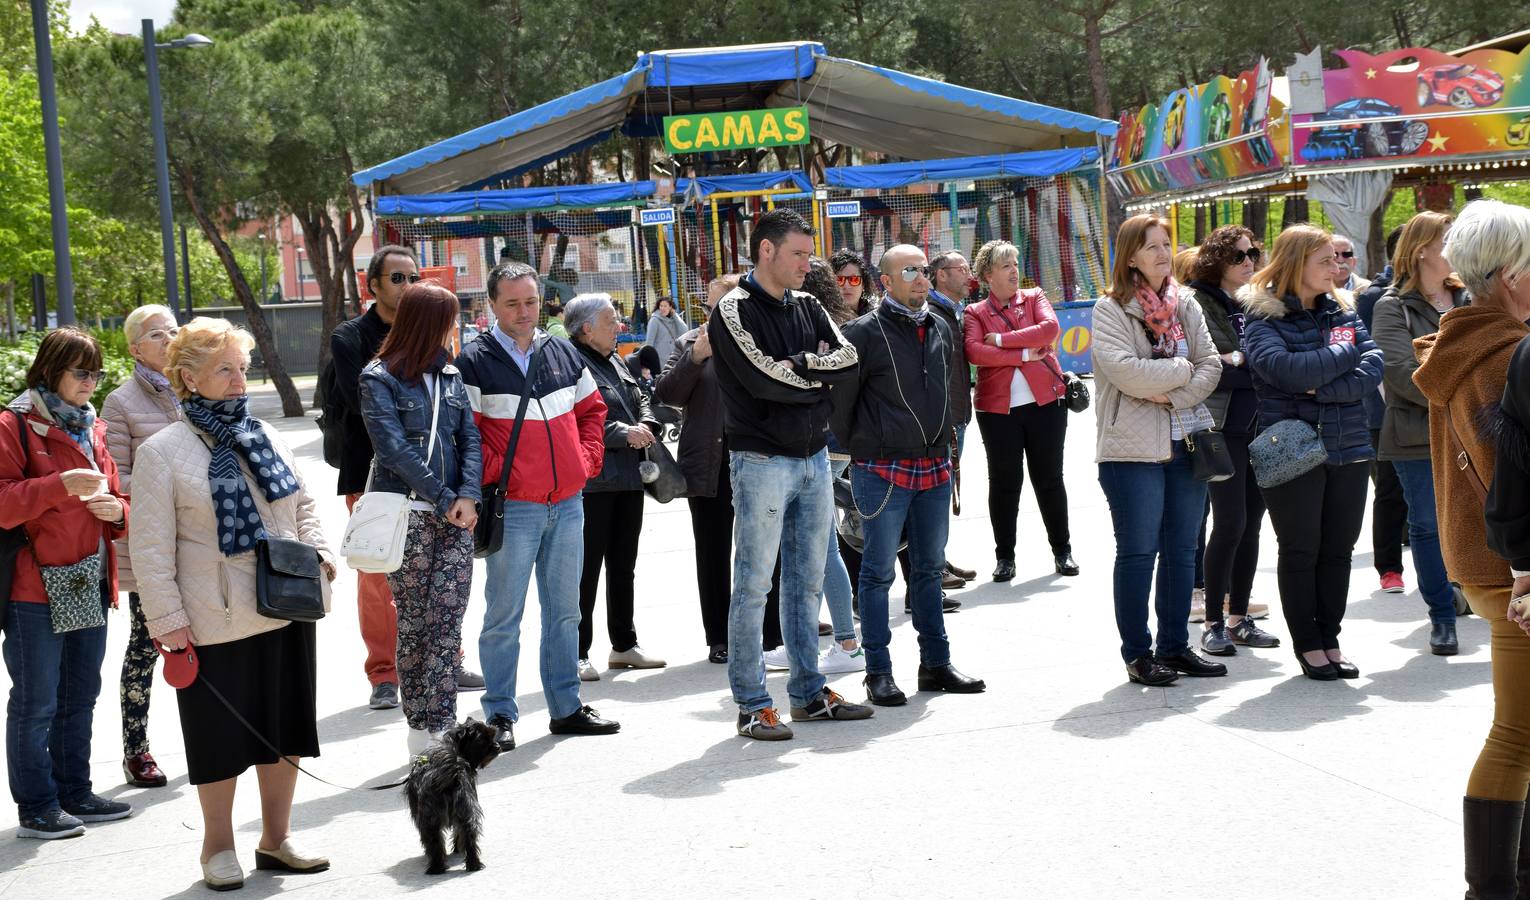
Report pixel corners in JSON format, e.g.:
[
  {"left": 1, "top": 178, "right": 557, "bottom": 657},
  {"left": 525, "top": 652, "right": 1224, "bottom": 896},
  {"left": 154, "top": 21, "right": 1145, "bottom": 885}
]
[{"left": 1241, "top": 224, "right": 1383, "bottom": 681}]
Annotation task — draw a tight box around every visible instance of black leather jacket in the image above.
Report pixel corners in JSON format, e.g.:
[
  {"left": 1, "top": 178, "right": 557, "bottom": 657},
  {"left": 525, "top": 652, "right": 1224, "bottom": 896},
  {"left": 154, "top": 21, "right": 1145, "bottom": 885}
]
[{"left": 575, "top": 341, "right": 660, "bottom": 493}]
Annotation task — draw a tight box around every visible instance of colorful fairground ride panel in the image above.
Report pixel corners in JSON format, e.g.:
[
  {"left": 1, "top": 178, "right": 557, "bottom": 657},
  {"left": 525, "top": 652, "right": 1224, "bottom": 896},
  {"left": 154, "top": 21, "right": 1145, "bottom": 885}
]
[{"left": 1292, "top": 46, "right": 1530, "bottom": 170}]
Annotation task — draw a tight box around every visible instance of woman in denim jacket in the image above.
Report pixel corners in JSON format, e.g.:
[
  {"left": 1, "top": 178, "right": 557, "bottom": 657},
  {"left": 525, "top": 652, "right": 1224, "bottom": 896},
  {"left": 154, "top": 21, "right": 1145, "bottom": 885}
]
[{"left": 360, "top": 281, "right": 483, "bottom": 755}]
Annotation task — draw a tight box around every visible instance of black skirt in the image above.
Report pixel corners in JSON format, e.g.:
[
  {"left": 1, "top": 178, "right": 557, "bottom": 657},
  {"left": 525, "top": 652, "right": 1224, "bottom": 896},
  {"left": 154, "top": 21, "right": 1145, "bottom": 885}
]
[{"left": 174, "top": 621, "right": 319, "bottom": 785}]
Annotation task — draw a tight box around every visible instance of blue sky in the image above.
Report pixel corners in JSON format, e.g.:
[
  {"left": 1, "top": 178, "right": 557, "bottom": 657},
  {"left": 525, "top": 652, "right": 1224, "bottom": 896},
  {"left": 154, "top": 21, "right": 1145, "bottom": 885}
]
[{"left": 67, "top": 0, "right": 178, "bottom": 35}]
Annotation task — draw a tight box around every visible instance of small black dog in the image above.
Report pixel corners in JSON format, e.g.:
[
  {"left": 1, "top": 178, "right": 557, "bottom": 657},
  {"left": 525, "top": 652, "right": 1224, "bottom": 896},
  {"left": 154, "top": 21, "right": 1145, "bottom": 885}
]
[{"left": 405, "top": 718, "right": 501, "bottom": 874}]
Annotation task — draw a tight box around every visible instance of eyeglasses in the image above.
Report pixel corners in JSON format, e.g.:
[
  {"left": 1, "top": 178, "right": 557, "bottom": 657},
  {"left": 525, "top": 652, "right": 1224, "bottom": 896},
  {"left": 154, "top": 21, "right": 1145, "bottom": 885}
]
[
  {"left": 1231, "top": 248, "right": 1263, "bottom": 265},
  {"left": 68, "top": 369, "right": 106, "bottom": 384},
  {"left": 140, "top": 327, "right": 179, "bottom": 344},
  {"left": 836, "top": 274, "right": 863, "bottom": 287},
  {"left": 899, "top": 265, "right": 933, "bottom": 282},
  {"left": 1336, "top": 250, "right": 1356, "bottom": 260},
  {"left": 388, "top": 272, "right": 423, "bottom": 285}
]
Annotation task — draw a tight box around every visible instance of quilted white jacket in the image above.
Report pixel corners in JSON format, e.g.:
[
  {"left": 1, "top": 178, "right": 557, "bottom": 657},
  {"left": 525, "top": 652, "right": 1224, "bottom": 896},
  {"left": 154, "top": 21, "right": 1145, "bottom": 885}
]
[
  {"left": 101, "top": 367, "right": 181, "bottom": 593},
  {"left": 129, "top": 420, "right": 333, "bottom": 646},
  {"left": 1090, "top": 294, "right": 1221, "bottom": 463}
]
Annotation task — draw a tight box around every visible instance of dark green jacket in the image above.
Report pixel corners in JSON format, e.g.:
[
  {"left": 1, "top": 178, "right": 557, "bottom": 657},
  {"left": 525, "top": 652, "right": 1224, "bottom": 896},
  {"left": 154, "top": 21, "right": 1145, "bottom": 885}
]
[
  {"left": 1372, "top": 284, "right": 1469, "bottom": 461},
  {"left": 1189, "top": 281, "right": 1255, "bottom": 433}
]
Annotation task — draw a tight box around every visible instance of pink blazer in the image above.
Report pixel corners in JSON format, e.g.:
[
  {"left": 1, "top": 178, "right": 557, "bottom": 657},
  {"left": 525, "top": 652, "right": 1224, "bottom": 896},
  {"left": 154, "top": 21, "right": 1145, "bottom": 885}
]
[{"left": 963, "top": 288, "right": 1066, "bottom": 414}]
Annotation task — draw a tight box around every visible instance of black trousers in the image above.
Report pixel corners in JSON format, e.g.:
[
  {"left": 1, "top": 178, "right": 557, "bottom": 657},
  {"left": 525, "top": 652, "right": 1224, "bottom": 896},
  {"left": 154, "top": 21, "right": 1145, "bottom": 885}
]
[
  {"left": 1369, "top": 429, "right": 1409, "bottom": 575},
  {"left": 689, "top": 454, "right": 783, "bottom": 649},
  {"left": 975, "top": 401, "right": 1071, "bottom": 560},
  {"left": 579, "top": 490, "right": 643, "bottom": 658},
  {"left": 1261, "top": 462, "right": 1370, "bottom": 653},
  {"left": 1203, "top": 433, "right": 1265, "bottom": 623}
]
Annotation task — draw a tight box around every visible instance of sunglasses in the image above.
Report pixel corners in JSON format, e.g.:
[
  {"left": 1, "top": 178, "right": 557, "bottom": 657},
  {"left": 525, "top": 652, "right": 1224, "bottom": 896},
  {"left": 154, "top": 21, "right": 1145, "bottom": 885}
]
[
  {"left": 69, "top": 369, "right": 106, "bottom": 384},
  {"left": 388, "top": 272, "right": 423, "bottom": 285},
  {"left": 1336, "top": 250, "right": 1356, "bottom": 260},
  {"left": 1231, "top": 247, "right": 1263, "bottom": 265},
  {"left": 836, "top": 274, "right": 863, "bottom": 287},
  {"left": 899, "top": 265, "right": 933, "bottom": 282}
]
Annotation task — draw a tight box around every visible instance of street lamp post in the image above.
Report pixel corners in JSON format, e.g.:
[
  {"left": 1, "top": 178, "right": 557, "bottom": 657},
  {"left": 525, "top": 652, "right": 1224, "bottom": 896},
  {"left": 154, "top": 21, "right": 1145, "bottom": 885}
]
[
  {"left": 141, "top": 20, "right": 212, "bottom": 322},
  {"left": 30, "top": 0, "right": 75, "bottom": 326},
  {"left": 258, "top": 231, "right": 268, "bottom": 302}
]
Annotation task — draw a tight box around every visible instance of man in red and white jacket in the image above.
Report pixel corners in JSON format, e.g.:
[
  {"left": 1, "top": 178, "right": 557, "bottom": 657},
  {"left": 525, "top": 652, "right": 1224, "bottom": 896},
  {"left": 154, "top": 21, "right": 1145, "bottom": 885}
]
[{"left": 456, "top": 262, "right": 619, "bottom": 752}]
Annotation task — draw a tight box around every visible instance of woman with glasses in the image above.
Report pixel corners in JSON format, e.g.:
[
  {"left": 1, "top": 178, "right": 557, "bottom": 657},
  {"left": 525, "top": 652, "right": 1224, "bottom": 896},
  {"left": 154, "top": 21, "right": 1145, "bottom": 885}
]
[
  {"left": 830, "top": 248, "right": 878, "bottom": 318},
  {"left": 964, "top": 239, "right": 1076, "bottom": 582},
  {"left": 1, "top": 328, "right": 134, "bottom": 839},
  {"left": 101, "top": 305, "right": 182, "bottom": 790},
  {"left": 1187, "top": 227, "right": 1280, "bottom": 656}
]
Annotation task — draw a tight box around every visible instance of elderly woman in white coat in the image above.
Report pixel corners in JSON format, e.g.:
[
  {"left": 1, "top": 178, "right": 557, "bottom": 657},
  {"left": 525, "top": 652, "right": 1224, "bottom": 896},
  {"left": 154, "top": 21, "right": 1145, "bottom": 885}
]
[
  {"left": 131, "top": 317, "right": 335, "bottom": 891},
  {"left": 101, "top": 304, "right": 181, "bottom": 789}
]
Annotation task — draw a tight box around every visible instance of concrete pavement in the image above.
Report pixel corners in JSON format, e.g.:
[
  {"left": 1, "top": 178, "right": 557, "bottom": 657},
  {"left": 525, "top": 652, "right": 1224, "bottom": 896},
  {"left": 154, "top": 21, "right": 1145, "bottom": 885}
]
[{"left": 0, "top": 377, "right": 1485, "bottom": 898}]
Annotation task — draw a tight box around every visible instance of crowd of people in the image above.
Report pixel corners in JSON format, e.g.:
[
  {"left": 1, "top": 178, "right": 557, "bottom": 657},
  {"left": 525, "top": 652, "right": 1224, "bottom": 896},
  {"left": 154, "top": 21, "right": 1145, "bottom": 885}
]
[{"left": 5, "top": 200, "right": 1530, "bottom": 895}]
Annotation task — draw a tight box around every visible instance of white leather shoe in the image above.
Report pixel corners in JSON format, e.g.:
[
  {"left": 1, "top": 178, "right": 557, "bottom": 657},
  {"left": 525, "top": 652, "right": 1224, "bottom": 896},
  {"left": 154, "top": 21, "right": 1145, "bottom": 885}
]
[
  {"left": 577, "top": 658, "right": 600, "bottom": 681},
  {"left": 406, "top": 726, "right": 430, "bottom": 756},
  {"left": 254, "top": 837, "right": 329, "bottom": 873},
  {"left": 202, "top": 849, "right": 244, "bottom": 891},
  {"left": 608, "top": 646, "right": 667, "bottom": 669}
]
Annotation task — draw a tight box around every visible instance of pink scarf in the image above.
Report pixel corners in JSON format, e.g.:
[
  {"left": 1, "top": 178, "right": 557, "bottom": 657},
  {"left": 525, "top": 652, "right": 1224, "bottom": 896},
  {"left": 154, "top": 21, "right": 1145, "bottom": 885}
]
[{"left": 1134, "top": 276, "right": 1183, "bottom": 359}]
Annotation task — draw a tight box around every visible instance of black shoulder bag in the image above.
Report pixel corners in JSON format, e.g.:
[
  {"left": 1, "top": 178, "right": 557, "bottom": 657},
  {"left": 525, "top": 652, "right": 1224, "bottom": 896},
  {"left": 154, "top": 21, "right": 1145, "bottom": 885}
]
[
  {"left": 475, "top": 343, "right": 545, "bottom": 558},
  {"left": 0, "top": 410, "right": 33, "bottom": 632}
]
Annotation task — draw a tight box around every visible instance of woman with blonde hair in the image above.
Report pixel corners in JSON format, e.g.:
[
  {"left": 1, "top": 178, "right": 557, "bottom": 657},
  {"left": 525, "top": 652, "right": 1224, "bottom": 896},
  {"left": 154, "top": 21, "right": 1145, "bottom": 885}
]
[
  {"left": 131, "top": 317, "right": 335, "bottom": 889},
  {"left": 102, "top": 304, "right": 181, "bottom": 789},
  {"left": 1091, "top": 216, "right": 1224, "bottom": 686},
  {"left": 964, "top": 239, "right": 1076, "bottom": 582},
  {"left": 1411, "top": 199, "right": 1530, "bottom": 896},
  {"left": 1241, "top": 225, "right": 1382, "bottom": 681},
  {"left": 1173, "top": 246, "right": 1199, "bottom": 285},
  {"left": 1371, "top": 211, "right": 1469, "bottom": 656}
]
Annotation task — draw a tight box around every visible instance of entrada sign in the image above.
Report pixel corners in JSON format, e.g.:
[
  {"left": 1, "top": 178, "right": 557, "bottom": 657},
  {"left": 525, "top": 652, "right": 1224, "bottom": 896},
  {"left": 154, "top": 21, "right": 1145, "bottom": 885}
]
[{"left": 663, "top": 106, "right": 809, "bottom": 154}]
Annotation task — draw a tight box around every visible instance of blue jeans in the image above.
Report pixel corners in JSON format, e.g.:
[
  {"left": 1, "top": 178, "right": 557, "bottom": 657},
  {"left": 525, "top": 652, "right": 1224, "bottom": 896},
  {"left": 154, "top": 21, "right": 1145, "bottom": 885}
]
[
  {"left": 479, "top": 495, "right": 585, "bottom": 723},
  {"left": 822, "top": 459, "right": 856, "bottom": 643},
  {"left": 4, "top": 599, "right": 108, "bottom": 817},
  {"left": 1098, "top": 446, "right": 1207, "bottom": 662},
  {"left": 1392, "top": 458, "right": 1456, "bottom": 625},
  {"left": 852, "top": 465, "right": 952, "bottom": 674},
  {"left": 728, "top": 449, "right": 831, "bottom": 712}
]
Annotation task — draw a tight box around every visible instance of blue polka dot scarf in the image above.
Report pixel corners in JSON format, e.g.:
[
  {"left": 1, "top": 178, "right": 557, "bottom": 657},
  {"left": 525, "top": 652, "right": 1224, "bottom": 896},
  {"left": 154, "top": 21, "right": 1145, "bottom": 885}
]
[{"left": 182, "top": 395, "right": 298, "bottom": 556}]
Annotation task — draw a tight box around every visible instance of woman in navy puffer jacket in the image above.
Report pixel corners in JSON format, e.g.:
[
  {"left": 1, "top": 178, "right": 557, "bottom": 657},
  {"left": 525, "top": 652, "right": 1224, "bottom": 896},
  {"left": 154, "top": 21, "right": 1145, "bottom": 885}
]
[{"left": 1240, "top": 224, "right": 1382, "bottom": 681}]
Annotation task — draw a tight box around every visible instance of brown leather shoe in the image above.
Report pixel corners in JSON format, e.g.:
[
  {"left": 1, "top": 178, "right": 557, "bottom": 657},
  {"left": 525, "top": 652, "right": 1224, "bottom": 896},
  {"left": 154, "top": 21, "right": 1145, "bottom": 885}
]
[
  {"left": 123, "top": 752, "right": 167, "bottom": 788},
  {"left": 941, "top": 570, "right": 966, "bottom": 590}
]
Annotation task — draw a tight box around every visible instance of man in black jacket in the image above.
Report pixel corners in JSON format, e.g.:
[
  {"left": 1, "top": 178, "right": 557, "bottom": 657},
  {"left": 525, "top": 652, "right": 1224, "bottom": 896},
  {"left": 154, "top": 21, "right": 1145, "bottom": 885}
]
[
  {"left": 329, "top": 246, "right": 486, "bottom": 708},
  {"left": 832, "top": 244, "right": 986, "bottom": 706},
  {"left": 707, "top": 208, "right": 873, "bottom": 740}
]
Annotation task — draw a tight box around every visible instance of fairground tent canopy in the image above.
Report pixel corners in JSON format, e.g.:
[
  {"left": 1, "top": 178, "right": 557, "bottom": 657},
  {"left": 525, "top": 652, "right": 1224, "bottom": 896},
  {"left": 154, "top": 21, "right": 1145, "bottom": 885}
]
[{"left": 353, "top": 41, "right": 1116, "bottom": 197}]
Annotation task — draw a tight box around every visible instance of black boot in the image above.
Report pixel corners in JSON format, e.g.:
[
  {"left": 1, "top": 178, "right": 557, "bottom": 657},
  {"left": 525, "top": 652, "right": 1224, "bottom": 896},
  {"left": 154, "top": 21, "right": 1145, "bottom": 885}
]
[
  {"left": 1518, "top": 786, "right": 1530, "bottom": 898},
  {"left": 1465, "top": 796, "right": 1524, "bottom": 899}
]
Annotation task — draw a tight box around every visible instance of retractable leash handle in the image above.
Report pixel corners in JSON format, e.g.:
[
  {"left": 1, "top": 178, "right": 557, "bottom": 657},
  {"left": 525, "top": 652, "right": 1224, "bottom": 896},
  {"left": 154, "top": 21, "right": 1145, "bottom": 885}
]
[{"left": 153, "top": 638, "right": 409, "bottom": 791}]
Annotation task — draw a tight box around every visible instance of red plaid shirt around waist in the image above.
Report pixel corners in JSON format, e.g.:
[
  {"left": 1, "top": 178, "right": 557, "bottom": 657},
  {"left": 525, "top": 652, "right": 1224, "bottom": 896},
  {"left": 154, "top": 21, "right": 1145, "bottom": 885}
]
[{"left": 854, "top": 456, "right": 952, "bottom": 491}]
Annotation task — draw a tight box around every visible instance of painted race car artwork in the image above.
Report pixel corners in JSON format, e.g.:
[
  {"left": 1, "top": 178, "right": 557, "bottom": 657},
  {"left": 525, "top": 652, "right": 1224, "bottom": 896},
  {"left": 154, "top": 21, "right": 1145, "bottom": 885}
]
[
  {"left": 1299, "top": 98, "right": 1429, "bottom": 162},
  {"left": 1416, "top": 64, "right": 1505, "bottom": 109}
]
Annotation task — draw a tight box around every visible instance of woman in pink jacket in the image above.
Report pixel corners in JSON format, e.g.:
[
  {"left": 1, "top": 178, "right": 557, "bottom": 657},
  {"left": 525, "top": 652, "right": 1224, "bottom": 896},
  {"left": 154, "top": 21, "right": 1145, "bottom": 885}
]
[{"left": 963, "top": 240, "right": 1075, "bottom": 583}]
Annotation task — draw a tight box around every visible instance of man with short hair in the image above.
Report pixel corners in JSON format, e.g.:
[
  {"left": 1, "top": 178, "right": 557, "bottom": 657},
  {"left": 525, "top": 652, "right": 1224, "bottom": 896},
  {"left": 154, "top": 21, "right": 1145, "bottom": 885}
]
[
  {"left": 833, "top": 245, "right": 986, "bottom": 705},
  {"left": 1333, "top": 234, "right": 1372, "bottom": 294},
  {"left": 708, "top": 208, "right": 873, "bottom": 740},
  {"left": 458, "top": 262, "right": 620, "bottom": 751}
]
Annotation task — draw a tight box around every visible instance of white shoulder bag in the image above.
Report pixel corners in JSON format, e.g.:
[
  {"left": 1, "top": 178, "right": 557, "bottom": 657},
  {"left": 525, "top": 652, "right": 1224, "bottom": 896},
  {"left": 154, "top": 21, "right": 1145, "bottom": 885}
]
[{"left": 341, "top": 375, "right": 441, "bottom": 573}]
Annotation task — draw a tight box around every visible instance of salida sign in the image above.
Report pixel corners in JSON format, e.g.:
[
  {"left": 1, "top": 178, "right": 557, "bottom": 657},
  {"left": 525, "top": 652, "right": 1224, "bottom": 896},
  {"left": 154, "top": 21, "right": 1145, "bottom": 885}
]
[{"left": 663, "top": 106, "right": 809, "bottom": 154}]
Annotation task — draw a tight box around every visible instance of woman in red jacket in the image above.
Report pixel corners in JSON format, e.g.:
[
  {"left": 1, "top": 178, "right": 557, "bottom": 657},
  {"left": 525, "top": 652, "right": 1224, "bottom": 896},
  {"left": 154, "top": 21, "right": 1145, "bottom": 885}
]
[
  {"left": 964, "top": 240, "right": 1075, "bottom": 582},
  {"left": 0, "top": 328, "right": 133, "bottom": 839}
]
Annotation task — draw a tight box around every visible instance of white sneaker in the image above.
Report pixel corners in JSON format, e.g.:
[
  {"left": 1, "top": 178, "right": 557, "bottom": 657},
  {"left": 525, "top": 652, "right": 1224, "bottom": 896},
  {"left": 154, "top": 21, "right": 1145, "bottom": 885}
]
[
  {"left": 406, "top": 726, "right": 444, "bottom": 758},
  {"left": 818, "top": 644, "right": 866, "bottom": 674},
  {"left": 762, "top": 647, "right": 790, "bottom": 670},
  {"left": 609, "top": 645, "right": 667, "bottom": 669},
  {"left": 577, "top": 658, "right": 600, "bottom": 682}
]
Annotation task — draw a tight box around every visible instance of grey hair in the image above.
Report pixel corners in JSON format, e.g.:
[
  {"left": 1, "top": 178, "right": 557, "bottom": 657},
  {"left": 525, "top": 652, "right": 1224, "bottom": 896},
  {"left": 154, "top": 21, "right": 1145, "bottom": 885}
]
[
  {"left": 123, "top": 304, "right": 177, "bottom": 344},
  {"left": 1444, "top": 199, "right": 1530, "bottom": 299},
  {"left": 1330, "top": 234, "right": 1354, "bottom": 246},
  {"left": 564, "top": 292, "right": 614, "bottom": 342}
]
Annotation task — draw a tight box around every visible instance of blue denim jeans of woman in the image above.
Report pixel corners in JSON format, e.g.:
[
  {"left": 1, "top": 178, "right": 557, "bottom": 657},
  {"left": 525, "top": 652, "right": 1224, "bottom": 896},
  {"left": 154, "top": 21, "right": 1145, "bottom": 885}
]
[
  {"left": 727, "top": 449, "right": 831, "bottom": 713},
  {"left": 1391, "top": 458, "right": 1457, "bottom": 625},
  {"left": 1097, "top": 445, "right": 1207, "bottom": 662},
  {"left": 852, "top": 465, "right": 953, "bottom": 675},
  {"left": 4, "top": 598, "right": 108, "bottom": 817},
  {"left": 822, "top": 457, "right": 856, "bottom": 643}
]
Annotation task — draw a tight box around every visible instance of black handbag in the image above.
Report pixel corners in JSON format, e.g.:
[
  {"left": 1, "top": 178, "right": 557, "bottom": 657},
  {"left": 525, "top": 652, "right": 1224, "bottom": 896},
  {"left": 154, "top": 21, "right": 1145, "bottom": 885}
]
[
  {"left": 1046, "top": 358, "right": 1091, "bottom": 414},
  {"left": 0, "top": 410, "right": 32, "bottom": 633},
  {"left": 255, "top": 536, "right": 326, "bottom": 623},
  {"left": 642, "top": 442, "right": 688, "bottom": 503},
  {"left": 475, "top": 343, "right": 544, "bottom": 559},
  {"left": 1182, "top": 424, "right": 1236, "bottom": 483}
]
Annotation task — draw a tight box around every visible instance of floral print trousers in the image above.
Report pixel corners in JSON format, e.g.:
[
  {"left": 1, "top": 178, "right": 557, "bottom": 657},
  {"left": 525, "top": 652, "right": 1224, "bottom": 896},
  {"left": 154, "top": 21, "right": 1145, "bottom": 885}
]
[
  {"left": 387, "top": 511, "right": 474, "bottom": 733},
  {"left": 120, "top": 592, "right": 157, "bottom": 757}
]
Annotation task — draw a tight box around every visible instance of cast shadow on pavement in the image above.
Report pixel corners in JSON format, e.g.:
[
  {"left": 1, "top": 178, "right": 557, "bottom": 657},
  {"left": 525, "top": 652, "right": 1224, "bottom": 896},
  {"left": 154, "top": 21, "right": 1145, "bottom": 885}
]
[
  {"left": 948, "top": 573, "right": 1070, "bottom": 611},
  {"left": 620, "top": 692, "right": 935, "bottom": 800},
  {"left": 1052, "top": 649, "right": 1286, "bottom": 739}
]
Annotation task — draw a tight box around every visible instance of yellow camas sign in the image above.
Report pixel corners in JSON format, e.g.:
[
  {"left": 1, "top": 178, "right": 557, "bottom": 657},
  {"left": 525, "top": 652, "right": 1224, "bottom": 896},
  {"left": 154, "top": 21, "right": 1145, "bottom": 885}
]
[{"left": 662, "top": 106, "right": 809, "bottom": 153}]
